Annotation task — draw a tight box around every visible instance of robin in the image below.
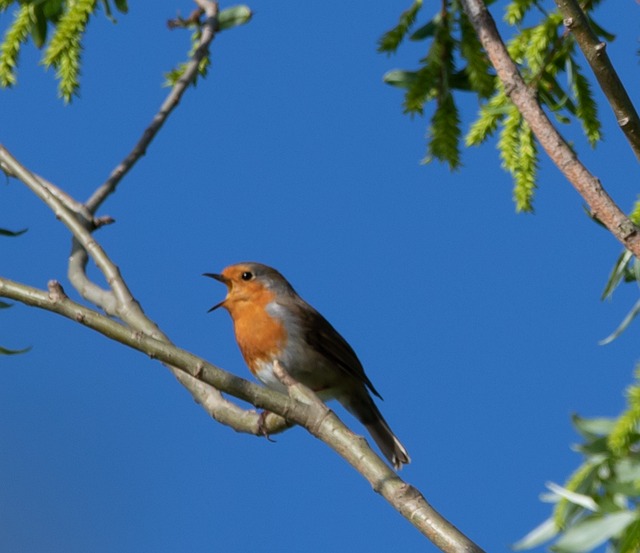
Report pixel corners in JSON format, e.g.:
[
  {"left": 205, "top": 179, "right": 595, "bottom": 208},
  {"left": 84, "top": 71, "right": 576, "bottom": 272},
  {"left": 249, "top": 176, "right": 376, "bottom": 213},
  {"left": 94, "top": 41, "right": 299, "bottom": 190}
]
[{"left": 205, "top": 262, "right": 410, "bottom": 470}]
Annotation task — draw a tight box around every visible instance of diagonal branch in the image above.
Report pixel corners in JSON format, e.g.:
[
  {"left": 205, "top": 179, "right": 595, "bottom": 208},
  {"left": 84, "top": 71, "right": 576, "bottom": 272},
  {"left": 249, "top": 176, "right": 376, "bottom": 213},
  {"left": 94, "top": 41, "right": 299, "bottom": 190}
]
[
  {"left": 0, "top": 143, "right": 293, "bottom": 435},
  {"left": 85, "top": 0, "right": 219, "bottom": 213},
  {"left": 459, "top": 0, "right": 640, "bottom": 258},
  {"left": 0, "top": 276, "right": 486, "bottom": 553},
  {"left": 554, "top": 0, "right": 640, "bottom": 162}
]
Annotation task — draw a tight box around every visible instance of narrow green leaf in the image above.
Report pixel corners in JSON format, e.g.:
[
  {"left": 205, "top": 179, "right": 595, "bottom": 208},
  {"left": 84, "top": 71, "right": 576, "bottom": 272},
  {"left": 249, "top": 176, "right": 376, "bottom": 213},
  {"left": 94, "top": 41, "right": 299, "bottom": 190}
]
[
  {"left": 546, "top": 482, "right": 599, "bottom": 512},
  {"left": 601, "top": 249, "right": 633, "bottom": 300},
  {"left": 571, "top": 414, "right": 616, "bottom": 439},
  {"left": 0, "top": 345, "right": 31, "bottom": 355},
  {"left": 42, "top": 0, "right": 65, "bottom": 22},
  {"left": 599, "top": 298, "right": 640, "bottom": 345},
  {"left": 30, "top": 3, "right": 48, "bottom": 48},
  {"left": 409, "top": 18, "right": 437, "bottom": 41},
  {"left": 459, "top": 11, "right": 494, "bottom": 98},
  {"left": 613, "top": 458, "right": 640, "bottom": 482},
  {"left": 631, "top": 257, "right": 640, "bottom": 283},
  {"left": 619, "top": 518, "right": 640, "bottom": 553},
  {"left": 586, "top": 16, "right": 615, "bottom": 42},
  {"left": 513, "top": 517, "right": 558, "bottom": 550},
  {"left": 377, "top": 0, "right": 423, "bottom": 54},
  {"left": 552, "top": 511, "right": 638, "bottom": 553},
  {"left": 0, "top": 227, "right": 27, "bottom": 236},
  {"left": 113, "top": 0, "right": 128, "bottom": 14},
  {"left": 0, "top": 300, "right": 12, "bottom": 309},
  {"left": 218, "top": 5, "right": 252, "bottom": 31},
  {"left": 382, "top": 69, "right": 418, "bottom": 89}
]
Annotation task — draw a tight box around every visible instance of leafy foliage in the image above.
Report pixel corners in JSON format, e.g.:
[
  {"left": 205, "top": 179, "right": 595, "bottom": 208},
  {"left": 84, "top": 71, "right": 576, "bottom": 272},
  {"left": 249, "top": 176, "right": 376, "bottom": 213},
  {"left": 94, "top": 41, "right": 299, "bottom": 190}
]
[
  {"left": 0, "top": 0, "right": 127, "bottom": 101},
  {"left": 0, "top": 1, "right": 251, "bottom": 100},
  {"left": 380, "top": 0, "right": 608, "bottom": 211},
  {"left": 598, "top": 198, "right": 640, "bottom": 344},
  {"left": 377, "top": 0, "right": 422, "bottom": 55},
  {"left": 164, "top": 5, "right": 252, "bottom": 88},
  {"left": 516, "top": 401, "right": 640, "bottom": 553}
]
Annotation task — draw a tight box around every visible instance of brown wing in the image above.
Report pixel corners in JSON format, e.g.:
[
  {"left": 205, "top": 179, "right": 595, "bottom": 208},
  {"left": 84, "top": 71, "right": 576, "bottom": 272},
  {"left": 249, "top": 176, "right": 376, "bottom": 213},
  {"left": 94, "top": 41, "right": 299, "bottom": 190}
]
[{"left": 294, "top": 298, "right": 383, "bottom": 400}]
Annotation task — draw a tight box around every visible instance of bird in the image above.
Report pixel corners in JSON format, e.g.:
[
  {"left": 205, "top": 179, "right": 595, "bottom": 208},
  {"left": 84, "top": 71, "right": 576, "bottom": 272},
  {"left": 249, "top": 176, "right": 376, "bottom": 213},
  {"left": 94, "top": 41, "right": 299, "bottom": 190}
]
[{"left": 204, "top": 262, "right": 410, "bottom": 470}]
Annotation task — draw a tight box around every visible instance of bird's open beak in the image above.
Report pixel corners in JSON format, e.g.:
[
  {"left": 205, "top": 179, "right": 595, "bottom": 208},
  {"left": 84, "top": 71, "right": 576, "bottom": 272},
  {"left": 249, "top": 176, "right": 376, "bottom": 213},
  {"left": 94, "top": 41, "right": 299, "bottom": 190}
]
[{"left": 203, "top": 273, "right": 228, "bottom": 312}]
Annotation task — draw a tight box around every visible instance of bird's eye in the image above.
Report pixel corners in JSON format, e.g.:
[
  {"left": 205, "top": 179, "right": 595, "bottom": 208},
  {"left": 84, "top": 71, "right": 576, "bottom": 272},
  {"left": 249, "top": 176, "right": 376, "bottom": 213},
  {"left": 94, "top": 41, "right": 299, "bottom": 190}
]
[{"left": 241, "top": 271, "right": 254, "bottom": 281}]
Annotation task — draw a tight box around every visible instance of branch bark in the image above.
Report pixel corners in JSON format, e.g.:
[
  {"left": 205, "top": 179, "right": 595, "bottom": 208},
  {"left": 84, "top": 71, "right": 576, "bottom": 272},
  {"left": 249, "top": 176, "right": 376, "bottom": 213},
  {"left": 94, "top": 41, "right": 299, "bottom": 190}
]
[
  {"left": 85, "top": 1, "right": 220, "bottom": 213},
  {"left": 0, "top": 276, "right": 485, "bottom": 553},
  {"left": 460, "top": 0, "right": 640, "bottom": 257},
  {"left": 554, "top": 0, "right": 640, "bottom": 162}
]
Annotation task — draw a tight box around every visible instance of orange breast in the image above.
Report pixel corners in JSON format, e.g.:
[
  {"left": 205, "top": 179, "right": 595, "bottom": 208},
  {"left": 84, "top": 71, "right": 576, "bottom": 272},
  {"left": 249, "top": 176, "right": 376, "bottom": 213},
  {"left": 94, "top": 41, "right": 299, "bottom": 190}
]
[{"left": 226, "top": 289, "right": 287, "bottom": 373}]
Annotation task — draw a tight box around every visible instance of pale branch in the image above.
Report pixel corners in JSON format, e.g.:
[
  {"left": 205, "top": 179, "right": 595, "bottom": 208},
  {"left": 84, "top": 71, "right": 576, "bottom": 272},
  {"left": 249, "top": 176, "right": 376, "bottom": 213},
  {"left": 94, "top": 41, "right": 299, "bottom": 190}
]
[
  {"left": 459, "top": 0, "right": 640, "bottom": 257},
  {"left": 174, "top": 371, "right": 293, "bottom": 435},
  {"left": 0, "top": 144, "right": 131, "bottom": 317},
  {"left": 555, "top": 0, "right": 640, "bottom": 162},
  {"left": 85, "top": 0, "right": 219, "bottom": 214},
  {"left": 68, "top": 238, "right": 119, "bottom": 314},
  {"left": 0, "top": 144, "right": 270, "bottom": 435},
  {"left": 0, "top": 276, "right": 485, "bottom": 553}
]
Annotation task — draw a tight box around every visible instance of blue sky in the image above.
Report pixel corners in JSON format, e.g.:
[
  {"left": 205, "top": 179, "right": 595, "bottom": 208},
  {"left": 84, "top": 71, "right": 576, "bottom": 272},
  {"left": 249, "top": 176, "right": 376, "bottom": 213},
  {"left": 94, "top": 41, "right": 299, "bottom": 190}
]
[{"left": 2, "top": 1, "right": 640, "bottom": 551}]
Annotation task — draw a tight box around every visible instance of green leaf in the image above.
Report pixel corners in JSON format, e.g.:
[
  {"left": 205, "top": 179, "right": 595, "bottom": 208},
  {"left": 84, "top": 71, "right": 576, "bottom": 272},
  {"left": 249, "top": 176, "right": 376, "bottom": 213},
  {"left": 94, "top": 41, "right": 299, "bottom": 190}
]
[
  {"left": 218, "top": 5, "right": 252, "bottom": 31},
  {"left": 382, "top": 69, "right": 418, "bottom": 89},
  {"left": 631, "top": 258, "right": 640, "bottom": 283},
  {"left": 459, "top": 10, "right": 494, "bottom": 98},
  {"left": 30, "top": 3, "right": 48, "bottom": 48},
  {"left": 546, "top": 482, "right": 599, "bottom": 512},
  {"left": 42, "top": 0, "right": 65, "bottom": 22},
  {"left": 0, "top": 345, "right": 31, "bottom": 355},
  {"left": 552, "top": 511, "right": 638, "bottom": 553},
  {"left": 571, "top": 414, "right": 616, "bottom": 439},
  {"left": 498, "top": 105, "right": 521, "bottom": 174},
  {"left": 0, "top": 300, "right": 12, "bottom": 309},
  {"left": 504, "top": 0, "right": 538, "bottom": 26},
  {"left": 513, "top": 517, "right": 559, "bottom": 550},
  {"left": 409, "top": 18, "right": 437, "bottom": 41},
  {"left": 424, "top": 91, "right": 461, "bottom": 169},
  {"left": 601, "top": 249, "right": 633, "bottom": 300},
  {"left": 513, "top": 120, "right": 537, "bottom": 213},
  {"left": 113, "top": 0, "right": 128, "bottom": 14},
  {"left": 0, "top": 227, "right": 27, "bottom": 236},
  {"left": 619, "top": 518, "right": 640, "bottom": 553},
  {"left": 599, "top": 298, "right": 640, "bottom": 345},
  {"left": 613, "top": 458, "right": 640, "bottom": 483},
  {"left": 586, "top": 16, "right": 615, "bottom": 42},
  {"left": 0, "top": 4, "right": 34, "bottom": 88},
  {"left": 377, "top": 0, "right": 423, "bottom": 54},
  {"left": 466, "top": 90, "right": 508, "bottom": 146},
  {"left": 568, "top": 59, "right": 601, "bottom": 146}
]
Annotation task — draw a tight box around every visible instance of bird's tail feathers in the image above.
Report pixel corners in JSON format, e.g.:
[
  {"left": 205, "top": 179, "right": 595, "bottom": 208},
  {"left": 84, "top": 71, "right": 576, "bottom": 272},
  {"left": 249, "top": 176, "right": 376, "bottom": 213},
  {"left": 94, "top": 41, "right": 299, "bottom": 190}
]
[{"left": 342, "top": 390, "right": 410, "bottom": 470}]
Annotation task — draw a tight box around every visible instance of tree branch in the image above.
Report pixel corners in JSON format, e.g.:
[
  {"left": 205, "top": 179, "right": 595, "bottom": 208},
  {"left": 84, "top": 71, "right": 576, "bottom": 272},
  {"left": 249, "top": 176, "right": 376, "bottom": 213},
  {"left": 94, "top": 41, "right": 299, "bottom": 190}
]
[
  {"left": 0, "top": 143, "right": 286, "bottom": 435},
  {"left": 0, "top": 276, "right": 486, "bottom": 553},
  {"left": 85, "top": 0, "right": 219, "bottom": 213},
  {"left": 554, "top": 0, "right": 640, "bottom": 162},
  {"left": 459, "top": 0, "right": 640, "bottom": 257}
]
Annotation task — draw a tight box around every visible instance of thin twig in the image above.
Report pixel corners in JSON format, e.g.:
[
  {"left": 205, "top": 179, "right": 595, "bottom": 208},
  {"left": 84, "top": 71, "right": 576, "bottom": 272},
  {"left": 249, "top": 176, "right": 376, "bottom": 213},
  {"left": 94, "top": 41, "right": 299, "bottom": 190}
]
[
  {"left": 0, "top": 144, "right": 264, "bottom": 435},
  {"left": 0, "top": 276, "right": 486, "bottom": 553},
  {"left": 459, "top": 0, "right": 640, "bottom": 258},
  {"left": 554, "top": 0, "right": 640, "bottom": 162},
  {"left": 85, "top": 0, "right": 220, "bottom": 213}
]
